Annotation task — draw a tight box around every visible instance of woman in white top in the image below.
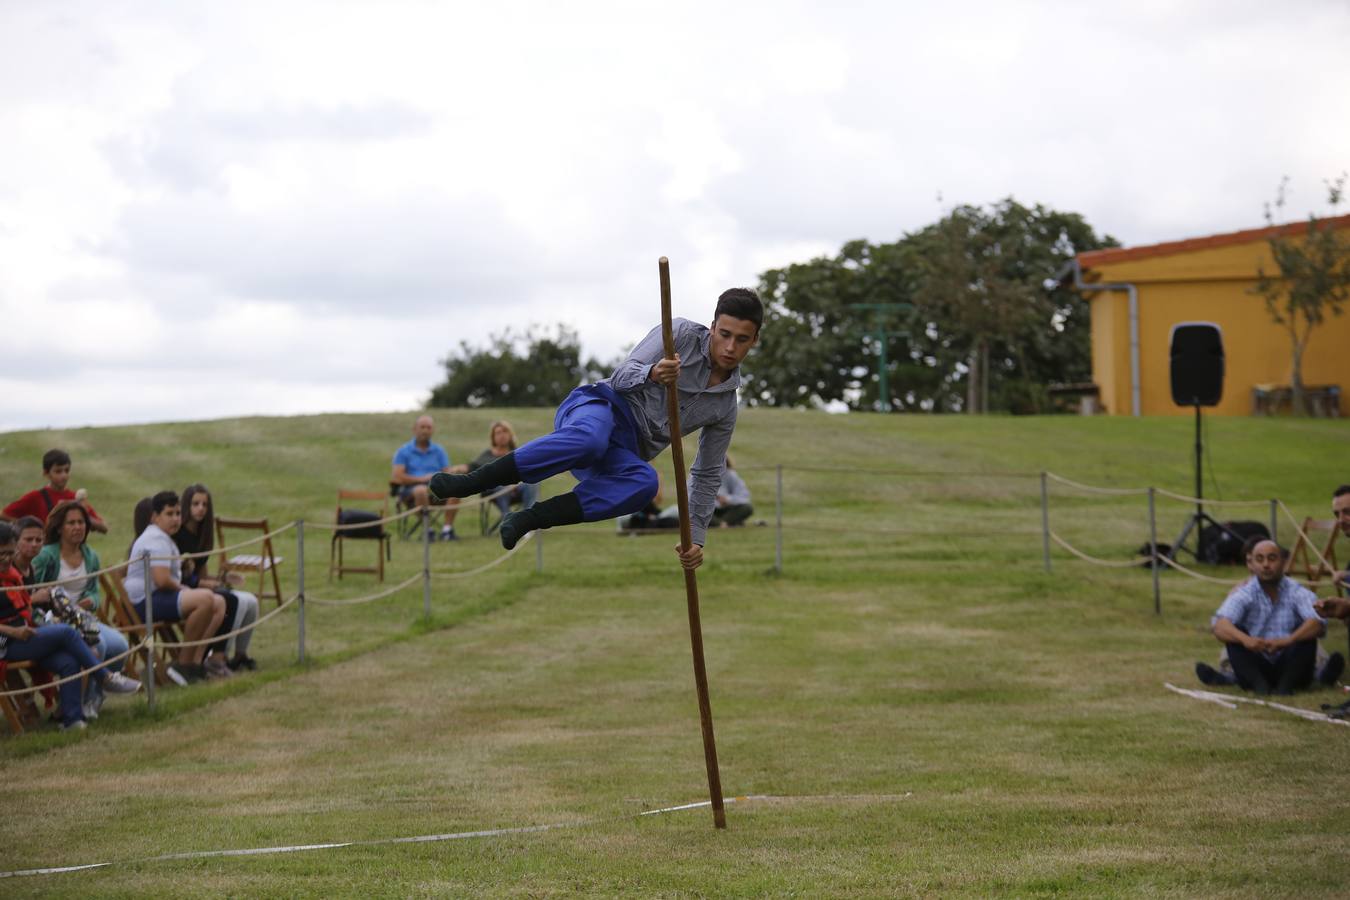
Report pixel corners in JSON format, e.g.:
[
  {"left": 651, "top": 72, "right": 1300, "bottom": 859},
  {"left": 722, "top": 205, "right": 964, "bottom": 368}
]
[{"left": 30, "top": 500, "right": 132, "bottom": 718}]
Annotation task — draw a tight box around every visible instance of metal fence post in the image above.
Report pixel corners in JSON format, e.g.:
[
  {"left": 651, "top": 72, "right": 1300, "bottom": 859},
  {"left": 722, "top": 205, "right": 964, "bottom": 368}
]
[
  {"left": 1040, "top": 472, "right": 1051, "bottom": 573},
  {"left": 422, "top": 508, "right": 432, "bottom": 619},
  {"left": 296, "top": 520, "right": 306, "bottom": 664},
  {"left": 1149, "top": 488, "right": 1161, "bottom": 616},
  {"left": 1269, "top": 499, "right": 1278, "bottom": 544},
  {"left": 775, "top": 464, "right": 783, "bottom": 575},
  {"left": 142, "top": 552, "right": 155, "bottom": 711}
]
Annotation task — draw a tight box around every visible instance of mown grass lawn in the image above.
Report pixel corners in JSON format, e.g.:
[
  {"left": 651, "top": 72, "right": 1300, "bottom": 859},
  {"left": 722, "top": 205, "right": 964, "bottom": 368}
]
[{"left": 1, "top": 410, "right": 1348, "bottom": 897}]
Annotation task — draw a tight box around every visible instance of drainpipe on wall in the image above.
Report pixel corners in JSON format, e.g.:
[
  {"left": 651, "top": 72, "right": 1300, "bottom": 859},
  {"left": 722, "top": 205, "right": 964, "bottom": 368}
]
[{"left": 1067, "top": 258, "right": 1141, "bottom": 417}]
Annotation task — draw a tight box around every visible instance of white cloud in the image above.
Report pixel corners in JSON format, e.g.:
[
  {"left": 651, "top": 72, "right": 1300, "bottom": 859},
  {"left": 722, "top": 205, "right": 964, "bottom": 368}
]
[{"left": 1, "top": 0, "right": 1348, "bottom": 431}]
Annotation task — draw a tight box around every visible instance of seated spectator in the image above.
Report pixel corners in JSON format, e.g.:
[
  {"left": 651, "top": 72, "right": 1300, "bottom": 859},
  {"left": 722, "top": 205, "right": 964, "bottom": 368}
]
[
  {"left": 175, "top": 484, "right": 259, "bottom": 673},
  {"left": 392, "top": 415, "right": 465, "bottom": 541},
  {"left": 470, "top": 420, "right": 538, "bottom": 518},
  {"left": 710, "top": 455, "right": 754, "bottom": 528},
  {"left": 0, "top": 522, "right": 140, "bottom": 730},
  {"left": 2, "top": 448, "right": 108, "bottom": 532},
  {"left": 123, "top": 491, "right": 226, "bottom": 685},
  {"left": 1195, "top": 536, "right": 1342, "bottom": 695},
  {"left": 1329, "top": 484, "right": 1350, "bottom": 590},
  {"left": 11, "top": 516, "right": 49, "bottom": 600},
  {"left": 30, "top": 500, "right": 131, "bottom": 720}
]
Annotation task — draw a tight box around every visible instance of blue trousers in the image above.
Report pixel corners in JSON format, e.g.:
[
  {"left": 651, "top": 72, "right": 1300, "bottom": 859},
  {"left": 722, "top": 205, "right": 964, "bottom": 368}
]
[
  {"left": 514, "top": 387, "right": 659, "bottom": 522},
  {"left": 5, "top": 624, "right": 105, "bottom": 726}
]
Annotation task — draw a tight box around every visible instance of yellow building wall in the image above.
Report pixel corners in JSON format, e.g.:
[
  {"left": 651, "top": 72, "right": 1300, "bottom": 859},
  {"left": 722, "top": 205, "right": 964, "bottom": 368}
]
[
  {"left": 1089, "top": 290, "right": 1130, "bottom": 414},
  {"left": 1086, "top": 236, "right": 1350, "bottom": 416}
]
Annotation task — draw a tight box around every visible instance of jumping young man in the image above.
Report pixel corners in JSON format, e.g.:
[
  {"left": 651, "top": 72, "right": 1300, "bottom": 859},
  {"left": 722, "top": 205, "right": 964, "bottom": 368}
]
[{"left": 429, "top": 288, "right": 763, "bottom": 570}]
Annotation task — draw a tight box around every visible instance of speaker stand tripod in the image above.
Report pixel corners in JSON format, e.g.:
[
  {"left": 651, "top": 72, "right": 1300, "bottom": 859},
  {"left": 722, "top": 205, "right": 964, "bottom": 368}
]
[{"left": 1167, "top": 405, "right": 1237, "bottom": 562}]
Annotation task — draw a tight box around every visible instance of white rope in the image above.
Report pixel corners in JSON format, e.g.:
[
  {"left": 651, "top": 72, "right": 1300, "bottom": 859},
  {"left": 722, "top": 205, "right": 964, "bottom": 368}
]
[
  {"left": 1165, "top": 682, "right": 1350, "bottom": 727},
  {"left": 1154, "top": 553, "right": 1247, "bottom": 585},
  {"left": 1048, "top": 531, "right": 1152, "bottom": 568},
  {"left": 304, "top": 573, "right": 423, "bottom": 607},
  {"left": 1152, "top": 488, "right": 1271, "bottom": 507},
  {"left": 0, "top": 637, "right": 150, "bottom": 698},
  {"left": 1044, "top": 471, "right": 1150, "bottom": 496},
  {"left": 431, "top": 531, "right": 533, "bottom": 579},
  {"left": 17, "top": 523, "right": 297, "bottom": 593},
  {"left": 305, "top": 486, "right": 519, "bottom": 533},
  {"left": 154, "top": 594, "right": 299, "bottom": 649}
]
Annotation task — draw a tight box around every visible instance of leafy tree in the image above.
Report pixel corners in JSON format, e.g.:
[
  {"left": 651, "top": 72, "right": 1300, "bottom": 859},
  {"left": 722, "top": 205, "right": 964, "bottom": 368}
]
[
  {"left": 745, "top": 199, "right": 1115, "bottom": 413},
  {"left": 428, "top": 325, "right": 606, "bottom": 408},
  {"left": 1253, "top": 175, "right": 1350, "bottom": 415}
]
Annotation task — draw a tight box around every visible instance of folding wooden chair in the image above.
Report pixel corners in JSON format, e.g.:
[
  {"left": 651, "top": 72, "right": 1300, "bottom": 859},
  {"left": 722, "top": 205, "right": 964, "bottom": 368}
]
[
  {"left": 1285, "top": 517, "right": 1341, "bottom": 587},
  {"left": 330, "top": 490, "right": 392, "bottom": 581},
  {"left": 1, "top": 661, "right": 43, "bottom": 735},
  {"left": 215, "top": 516, "right": 285, "bottom": 606},
  {"left": 99, "top": 571, "right": 179, "bottom": 686}
]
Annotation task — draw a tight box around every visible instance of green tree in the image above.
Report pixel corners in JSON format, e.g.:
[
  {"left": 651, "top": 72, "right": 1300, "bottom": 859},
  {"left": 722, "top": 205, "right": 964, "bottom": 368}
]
[
  {"left": 428, "top": 325, "right": 604, "bottom": 408},
  {"left": 1253, "top": 175, "right": 1350, "bottom": 415},
  {"left": 745, "top": 199, "right": 1115, "bottom": 413}
]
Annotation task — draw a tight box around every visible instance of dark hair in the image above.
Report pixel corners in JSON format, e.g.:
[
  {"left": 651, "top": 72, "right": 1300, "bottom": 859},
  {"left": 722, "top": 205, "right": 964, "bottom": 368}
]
[
  {"left": 42, "top": 449, "right": 71, "bottom": 473},
  {"left": 151, "top": 490, "right": 180, "bottom": 515},
  {"left": 128, "top": 497, "right": 153, "bottom": 559},
  {"left": 44, "top": 501, "right": 89, "bottom": 547},
  {"left": 714, "top": 288, "right": 763, "bottom": 334},
  {"left": 180, "top": 484, "right": 215, "bottom": 553},
  {"left": 1335, "top": 485, "right": 1350, "bottom": 499},
  {"left": 1243, "top": 535, "right": 1280, "bottom": 558},
  {"left": 0, "top": 522, "right": 16, "bottom": 546},
  {"left": 13, "top": 516, "right": 43, "bottom": 536}
]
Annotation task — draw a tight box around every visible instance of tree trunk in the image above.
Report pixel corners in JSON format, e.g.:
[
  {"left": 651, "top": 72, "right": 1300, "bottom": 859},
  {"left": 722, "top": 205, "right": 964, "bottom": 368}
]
[
  {"left": 966, "top": 344, "right": 980, "bottom": 414},
  {"left": 981, "top": 340, "right": 990, "bottom": 415},
  {"left": 1290, "top": 340, "right": 1306, "bottom": 416}
]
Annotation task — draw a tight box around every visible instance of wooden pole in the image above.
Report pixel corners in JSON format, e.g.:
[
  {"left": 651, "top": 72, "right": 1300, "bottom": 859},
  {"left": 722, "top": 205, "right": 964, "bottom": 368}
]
[{"left": 659, "top": 256, "right": 727, "bottom": 830}]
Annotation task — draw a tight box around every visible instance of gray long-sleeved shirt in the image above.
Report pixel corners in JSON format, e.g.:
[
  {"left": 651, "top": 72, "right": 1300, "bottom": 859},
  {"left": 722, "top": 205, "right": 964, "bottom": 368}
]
[{"left": 604, "top": 318, "right": 739, "bottom": 546}]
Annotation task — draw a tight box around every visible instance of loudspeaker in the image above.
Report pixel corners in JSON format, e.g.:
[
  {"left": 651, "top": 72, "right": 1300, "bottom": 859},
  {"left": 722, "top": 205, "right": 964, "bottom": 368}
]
[{"left": 1169, "top": 322, "right": 1224, "bottom": 407}]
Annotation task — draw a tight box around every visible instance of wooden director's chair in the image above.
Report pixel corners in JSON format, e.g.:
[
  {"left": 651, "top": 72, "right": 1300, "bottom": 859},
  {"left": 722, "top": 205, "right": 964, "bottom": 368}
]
[
  {"left": 330, "top": 490, "right": 392, "bottom": 581},
  {"left": 215, "top": 516, "right": 285, "bottom": 606},
  {"left": 1285, "top": 517, "right": 1343, "bottom": 594}
]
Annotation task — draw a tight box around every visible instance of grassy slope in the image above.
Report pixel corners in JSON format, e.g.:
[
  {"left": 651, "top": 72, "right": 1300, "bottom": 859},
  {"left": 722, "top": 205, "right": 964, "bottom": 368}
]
[{"left": 1, "top": 410, "right": 1349, "bottom": 897}]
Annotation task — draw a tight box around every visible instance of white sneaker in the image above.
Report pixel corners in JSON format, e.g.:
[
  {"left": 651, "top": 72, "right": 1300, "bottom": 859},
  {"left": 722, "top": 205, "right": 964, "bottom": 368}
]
[
  {"left": 61, "top": 719, "right": 88, "bottom": 731},
  {"left": 103, "top": 672, "right": 143, "bottom": 694},
  {"left": 165, "top": 665, "right": 190, "bottom": 687}
]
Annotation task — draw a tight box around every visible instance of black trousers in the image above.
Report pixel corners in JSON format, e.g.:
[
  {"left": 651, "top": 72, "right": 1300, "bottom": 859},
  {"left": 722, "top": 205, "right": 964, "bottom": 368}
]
[{"left": 1226, "top": 639, "right": 1316, "bottom": 694}]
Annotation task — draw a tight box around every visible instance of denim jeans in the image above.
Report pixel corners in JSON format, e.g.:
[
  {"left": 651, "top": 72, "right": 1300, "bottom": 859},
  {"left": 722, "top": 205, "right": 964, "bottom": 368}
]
[{"left": 4, "top": 623, "right": 105, "bottom": 726}]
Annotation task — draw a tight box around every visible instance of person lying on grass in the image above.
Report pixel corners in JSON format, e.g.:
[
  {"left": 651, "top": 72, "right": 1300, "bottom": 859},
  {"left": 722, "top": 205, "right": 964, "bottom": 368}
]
[{"left": 430, "top": 288, "right": 762, "bottom": 571}]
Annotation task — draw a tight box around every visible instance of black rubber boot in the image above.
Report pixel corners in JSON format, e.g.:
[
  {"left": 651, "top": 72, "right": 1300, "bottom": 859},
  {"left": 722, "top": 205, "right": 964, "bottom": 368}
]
[
  {"left": 429, "top": 452, "right": 520, "bottom": 501},
  {"left": 499, "top": 493, "right": 584, "bottom": 550}
]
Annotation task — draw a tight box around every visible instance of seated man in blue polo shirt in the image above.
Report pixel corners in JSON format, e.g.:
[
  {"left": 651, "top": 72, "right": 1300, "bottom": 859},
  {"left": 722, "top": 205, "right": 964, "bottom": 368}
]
[
  {"left": 392, "top": 415, "right": 465, "bottom": 541},
  {"left": 1197, "top": 536, "right": 1334, "bottom": 695}
]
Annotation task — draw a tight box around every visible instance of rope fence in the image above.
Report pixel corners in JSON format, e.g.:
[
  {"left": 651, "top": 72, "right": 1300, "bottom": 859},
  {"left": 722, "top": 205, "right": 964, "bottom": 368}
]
[
  {"left": 4, "top": 464, "right": 1342, "bottom": 727},
  {"left": 1040, "top": 469, "right": 1345, "bottom": 615}
]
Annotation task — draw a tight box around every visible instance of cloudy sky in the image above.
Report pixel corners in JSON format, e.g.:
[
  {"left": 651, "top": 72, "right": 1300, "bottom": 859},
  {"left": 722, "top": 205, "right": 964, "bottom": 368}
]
[{"left": 2, "top": 1, "right": 1348, "bottom": 432}]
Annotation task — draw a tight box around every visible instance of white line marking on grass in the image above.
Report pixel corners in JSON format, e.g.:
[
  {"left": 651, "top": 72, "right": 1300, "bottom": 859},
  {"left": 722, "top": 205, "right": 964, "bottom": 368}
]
[
  {"left": 1165, "top": 682, "right": 1350, "bottom": 726},
  {"left": 0, "top": 795, "right": 775, "bottom": 879}
]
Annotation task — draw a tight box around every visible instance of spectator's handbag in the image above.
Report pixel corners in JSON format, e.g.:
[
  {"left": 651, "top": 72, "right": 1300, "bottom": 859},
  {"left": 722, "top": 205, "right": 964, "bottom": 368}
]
[
  {"left": 337, "top": 508, "right": 385, "bottom": 539},
  {"left": 45, "top": 587, "right": 101, "bottom": 646}
]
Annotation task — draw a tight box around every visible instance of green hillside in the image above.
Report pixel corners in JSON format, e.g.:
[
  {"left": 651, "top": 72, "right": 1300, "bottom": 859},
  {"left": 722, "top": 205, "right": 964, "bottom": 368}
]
[{"left": 1, "top": 410, "right": 1348, "bottom": 897}]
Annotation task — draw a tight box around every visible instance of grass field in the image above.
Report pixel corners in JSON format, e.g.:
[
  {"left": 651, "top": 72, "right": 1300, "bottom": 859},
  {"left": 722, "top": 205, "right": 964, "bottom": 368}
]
[{"left": 2, "top": 410, "right": 1349, "bottom": 897}]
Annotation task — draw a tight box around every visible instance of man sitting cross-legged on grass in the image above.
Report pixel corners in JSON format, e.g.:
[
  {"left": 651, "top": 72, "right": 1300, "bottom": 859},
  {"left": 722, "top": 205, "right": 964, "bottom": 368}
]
[
  {"left": 123, "top": 491, "right": 226, "bottom": 685},
  {"left": 1196, "top": 536, "right": 1339, "bottom": 695},
  {"left": 429, "top": 288, "right": 763, "bottom": 571}
]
